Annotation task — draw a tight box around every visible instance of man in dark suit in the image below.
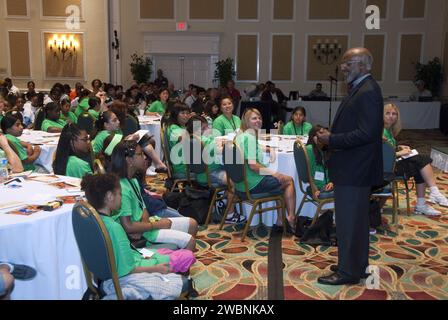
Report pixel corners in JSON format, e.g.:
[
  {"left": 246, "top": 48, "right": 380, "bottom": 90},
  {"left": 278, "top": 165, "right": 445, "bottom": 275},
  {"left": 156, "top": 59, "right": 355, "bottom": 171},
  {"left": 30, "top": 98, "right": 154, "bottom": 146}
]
[
  {"left": 261, "top": 81, "right": 287, "bottom": 122},
  {"left": 316, "top": 48, "right": 384, "bottom": 285}
]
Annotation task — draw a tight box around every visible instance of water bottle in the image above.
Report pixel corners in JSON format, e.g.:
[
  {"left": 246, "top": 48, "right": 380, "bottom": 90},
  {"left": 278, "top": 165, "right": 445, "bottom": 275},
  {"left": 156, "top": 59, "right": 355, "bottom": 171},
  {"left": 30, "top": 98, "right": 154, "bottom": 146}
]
[{"left": 0, "top": 149, "right": 8, "bottom": 183}]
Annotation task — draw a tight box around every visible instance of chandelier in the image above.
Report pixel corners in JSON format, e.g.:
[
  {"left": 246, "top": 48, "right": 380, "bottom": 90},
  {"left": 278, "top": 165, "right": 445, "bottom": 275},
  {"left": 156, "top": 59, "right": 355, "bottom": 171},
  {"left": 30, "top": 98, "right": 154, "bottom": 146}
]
[
  {"left": 48, "top": 34, "right": 79, "bottom": 61},
  {"left": 313, "top": 39, "right": 342, "bottom": 65}
]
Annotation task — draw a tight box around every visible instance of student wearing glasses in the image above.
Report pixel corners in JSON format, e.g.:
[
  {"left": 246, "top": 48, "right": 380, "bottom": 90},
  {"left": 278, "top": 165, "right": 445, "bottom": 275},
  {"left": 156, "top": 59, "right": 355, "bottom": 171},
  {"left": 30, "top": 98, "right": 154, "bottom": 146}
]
[
  {"left": 110, "top": 140, "right": 197, "bottom": 251},
  {"left": 53, "top": 123, "right": 94, "bottom": 178}
]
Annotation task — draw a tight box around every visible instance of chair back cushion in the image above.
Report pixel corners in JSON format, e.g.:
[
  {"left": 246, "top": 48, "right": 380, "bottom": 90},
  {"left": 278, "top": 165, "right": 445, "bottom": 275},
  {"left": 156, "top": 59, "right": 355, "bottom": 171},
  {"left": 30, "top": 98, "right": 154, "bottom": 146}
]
[
  {"left": 293, "top": 141, "right": 311, "bottom": 184},
  {"left": 382, "top": 142, "right": 396, "bottom": 174},
  {"left": 72, "top": 202, "right": 115, "bottom": 281},
  {"left": 77, "top": 113, "right": 96, "bottom": 135},
  {"left": 186, "top": 135, "right": 207, "bottom": 175},
  {"left": 222, "top": 142, "right": 245, "bottom": 184},
  {"left": 123, "top": 115, "right": 140, "bottom": 137}
]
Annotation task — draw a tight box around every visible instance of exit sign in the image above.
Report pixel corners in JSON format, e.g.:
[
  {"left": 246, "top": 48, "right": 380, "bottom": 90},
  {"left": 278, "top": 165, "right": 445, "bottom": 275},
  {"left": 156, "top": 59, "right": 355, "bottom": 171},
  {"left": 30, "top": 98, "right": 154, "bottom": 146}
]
[{"left": 176, "top": 22, "right": 188, "bottom": 32}]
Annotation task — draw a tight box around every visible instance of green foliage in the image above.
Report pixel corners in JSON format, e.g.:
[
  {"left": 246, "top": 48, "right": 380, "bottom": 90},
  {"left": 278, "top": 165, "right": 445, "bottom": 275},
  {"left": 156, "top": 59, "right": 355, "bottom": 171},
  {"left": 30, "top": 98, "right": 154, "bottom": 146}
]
[
  {"left": 214, "top": 58, "right": 236, "bottom": 87},
  {"left": 130, "top": 53, "right": 153, "bottom": 84},
  {"left": 415, "top": 57, "right": 444, "bottom": 97}
]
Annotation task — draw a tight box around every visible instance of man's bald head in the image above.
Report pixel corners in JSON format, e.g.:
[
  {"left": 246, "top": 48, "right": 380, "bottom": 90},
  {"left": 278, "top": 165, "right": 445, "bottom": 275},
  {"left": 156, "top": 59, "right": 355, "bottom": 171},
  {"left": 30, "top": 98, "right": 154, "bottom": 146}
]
[{"left": 342, "top": 47, "right": 373, "bottom": 71}]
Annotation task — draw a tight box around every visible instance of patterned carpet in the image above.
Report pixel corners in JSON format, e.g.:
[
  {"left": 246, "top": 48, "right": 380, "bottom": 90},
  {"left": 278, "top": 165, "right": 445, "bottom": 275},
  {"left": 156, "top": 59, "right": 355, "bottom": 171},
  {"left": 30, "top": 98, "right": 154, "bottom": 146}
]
[{"left": 149, "top": 130, "right": 448, "bottom": 300}]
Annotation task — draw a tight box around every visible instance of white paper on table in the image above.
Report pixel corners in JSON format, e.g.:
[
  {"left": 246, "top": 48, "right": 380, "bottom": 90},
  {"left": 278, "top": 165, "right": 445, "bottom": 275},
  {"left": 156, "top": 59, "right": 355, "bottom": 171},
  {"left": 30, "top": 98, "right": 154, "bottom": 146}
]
[
  {"left": 134, "top": 130, "right": 151, "bottom": 142},
  {"left": 400, "top": 149, "right": 419, "bottom": 160},
  {"left": 138, "top": 248, "right": 155, "bottom": 259}
]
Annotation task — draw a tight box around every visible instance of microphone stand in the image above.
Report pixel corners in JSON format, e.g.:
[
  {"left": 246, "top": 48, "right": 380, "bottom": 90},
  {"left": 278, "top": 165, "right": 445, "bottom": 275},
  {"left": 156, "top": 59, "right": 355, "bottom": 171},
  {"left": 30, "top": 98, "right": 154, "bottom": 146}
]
[{"left": 328, "top": 67, "right": 339, "bottom": 127}]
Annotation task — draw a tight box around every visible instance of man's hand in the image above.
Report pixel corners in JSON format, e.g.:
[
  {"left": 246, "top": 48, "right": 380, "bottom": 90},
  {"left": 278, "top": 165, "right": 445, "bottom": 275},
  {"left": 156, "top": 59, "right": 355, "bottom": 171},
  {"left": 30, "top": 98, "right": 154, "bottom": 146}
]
[{"left": 316, "top": 128, "right": 331, "bottom": 145}]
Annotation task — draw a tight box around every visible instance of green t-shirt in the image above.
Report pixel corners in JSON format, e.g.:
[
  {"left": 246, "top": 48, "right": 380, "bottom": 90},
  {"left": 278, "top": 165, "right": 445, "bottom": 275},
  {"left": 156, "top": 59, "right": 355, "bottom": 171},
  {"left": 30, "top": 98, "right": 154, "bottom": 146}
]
[
  {"left": 88, "top": 109, "right": 100, "bottom": 121},
  {"left": 383, "top": 128, "right": 396, "bottom": 147},
  {"left": 196, "top": 135, "right": 222, "bottom": 186},
  {"left": 146, "top": 101, "right": 166, "bottom": 115},
  {"left": 117, "top": 178, "right": 160, "bottom": 244},
  {"left": 212, "top": 114, "right": 241, "bottom": 136},
  {"left": 305, "top": 145, "right": 330, "bottom": 190},
  {"left": 60, "top": 112, "right": 78, "bottom": 124},
  {"left": 66, "top": 156, "right": 93, "bottom": 178},
  {"left": 283, "top": 121, "right": 312, "bottom": 136},
  {"left": 166, "top": 124, "right": 187, "bottom": 175},
  {"left": 101, "top": 215, "right": 169, "bottom": 278},
  {"left": 74, "top": 98, "right": 90, "bottom": 117},
  {"left": 5, "top": 134, "right": 35, "bottom": 171},
  {"left": 92, "top": 130, "right": 110, "bottom": 155},
  {"left": 234, "top": 132, "right": 267, "bottom": 192},
  {"left": 41, "top": 119, "right": 67, "bottom": 132}
]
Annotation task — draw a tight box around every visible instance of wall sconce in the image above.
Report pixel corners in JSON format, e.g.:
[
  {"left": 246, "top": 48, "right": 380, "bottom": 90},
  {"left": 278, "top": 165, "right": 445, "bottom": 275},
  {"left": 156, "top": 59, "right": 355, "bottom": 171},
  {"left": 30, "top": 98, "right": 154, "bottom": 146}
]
[
  {"left": 313, "top": 39, "right": 342, "bottom": 65},
  {"left": 48, "top": 34, "right": 79, "bottom": 61}
]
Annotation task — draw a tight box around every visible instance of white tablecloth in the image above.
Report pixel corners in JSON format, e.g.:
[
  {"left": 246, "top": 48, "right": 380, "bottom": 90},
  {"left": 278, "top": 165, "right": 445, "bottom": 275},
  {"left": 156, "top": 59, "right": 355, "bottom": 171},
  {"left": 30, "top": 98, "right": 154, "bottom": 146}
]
[
  {"left": 286, "top": 101, "right": 441, "bottom": 129},
  {"left": 138, "top": 116, "right": 162, "bottom": 159},
  {"left": 20, "top": 130, "right": 59, "bottom": 173},
  {"left": 0, "top": 176, "right": 86, "bottom": 300}
]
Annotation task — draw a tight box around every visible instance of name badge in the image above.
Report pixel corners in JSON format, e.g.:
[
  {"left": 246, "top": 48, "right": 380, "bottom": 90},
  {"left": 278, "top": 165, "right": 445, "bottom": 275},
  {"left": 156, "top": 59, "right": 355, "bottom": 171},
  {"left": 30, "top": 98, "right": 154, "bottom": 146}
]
[{"left": 315, "top": 171, "right": 325, "bottom": 181}]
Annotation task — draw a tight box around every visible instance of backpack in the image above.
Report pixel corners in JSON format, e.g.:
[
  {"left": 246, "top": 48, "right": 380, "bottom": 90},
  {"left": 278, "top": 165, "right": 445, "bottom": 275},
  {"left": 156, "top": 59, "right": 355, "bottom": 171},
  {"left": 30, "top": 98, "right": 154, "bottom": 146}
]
[{"left": 297, "top": 211, "right": 337, "bottom": 246}]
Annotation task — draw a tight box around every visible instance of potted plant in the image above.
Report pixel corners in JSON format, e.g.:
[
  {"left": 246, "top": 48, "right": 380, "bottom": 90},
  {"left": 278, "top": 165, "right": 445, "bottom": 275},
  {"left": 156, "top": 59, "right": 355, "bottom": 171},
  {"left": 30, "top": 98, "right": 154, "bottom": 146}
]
[
  {"left": 214, "top": 58, "right": 236, "bottom": 87},
  {"left": 130, "top": 53, "right": 153, "bottom": 84},
  {"left": 415, "top": 57, "right": 444, "bottom": 97}
]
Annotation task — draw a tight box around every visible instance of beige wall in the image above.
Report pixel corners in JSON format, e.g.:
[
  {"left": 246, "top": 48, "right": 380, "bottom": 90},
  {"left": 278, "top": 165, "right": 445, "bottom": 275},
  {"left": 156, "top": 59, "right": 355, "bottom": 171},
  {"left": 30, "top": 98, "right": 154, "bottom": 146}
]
[
  {"left": 117, "top": 0, "right": 446, "bottom": 98},
  {"left": 0, "top": 0, "right": 109, "bottom": 91},
  {"left": 1, "top": 0, "right": 446, "bottom": 98}
]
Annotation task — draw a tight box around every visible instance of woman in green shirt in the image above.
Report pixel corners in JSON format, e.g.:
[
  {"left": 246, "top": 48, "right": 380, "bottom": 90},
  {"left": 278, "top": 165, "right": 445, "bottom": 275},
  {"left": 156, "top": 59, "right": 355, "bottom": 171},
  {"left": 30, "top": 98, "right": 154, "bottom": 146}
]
[
  {"left": 165, "top": 103, "right": 191, "bottom": 175},
  {"left": 146, "top": 88, "right": 169, "bottom": 116},
  {"left": 41, "top": 102, "right": 67, "bottom": 133},
  {"left": 283, "top": 106, "right": 313, "bottom": 136},
  {"left": 110, "top": 140, "right": 197, "bottom": 251},
  {"left": 212, "top": 96, "right": 241, "bottom": 136},
  {"left": 235, "top": 108, "right": 297, "bottom": 230},
  {"left": 383, "top": 103, "right": 447, "bottom": 215},
  {"left": 1, "top": 113, "right": 41, "bottom": 172},
  {"left": 53, "top": 123, "right": 94, "bottom": 178},
  {"left": 80, "top": 173, "right": 193, "bottom": 299},
  {"left": 92, "top": 111, "right": 122, "bottom": 155},
  {"left": 60, "top": 99, "right": 77, "bottom": 124},
  {"left": 305, "top": 125, "right": 333, "bottom": 197}
]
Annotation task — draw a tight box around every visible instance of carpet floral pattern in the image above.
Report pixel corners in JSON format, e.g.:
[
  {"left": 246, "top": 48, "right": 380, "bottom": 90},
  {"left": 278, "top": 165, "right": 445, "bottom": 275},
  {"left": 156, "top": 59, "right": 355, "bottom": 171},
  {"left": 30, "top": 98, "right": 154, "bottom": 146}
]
[{"left": 148, "top": 130, "right": 448, "bottom": 300}]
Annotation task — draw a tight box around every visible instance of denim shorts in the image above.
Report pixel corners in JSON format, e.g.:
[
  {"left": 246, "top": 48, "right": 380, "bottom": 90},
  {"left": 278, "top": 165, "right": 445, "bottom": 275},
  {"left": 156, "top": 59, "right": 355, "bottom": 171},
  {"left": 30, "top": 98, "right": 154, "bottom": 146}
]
[
  {"left": 209, "top": 169, "right": 227, "bottom": 186},
  {"left": 250, "top": 175, "right": 283, "bottom": 195},
  {"left": 153, "top": 207, "right": 184, "bottom": 218}
]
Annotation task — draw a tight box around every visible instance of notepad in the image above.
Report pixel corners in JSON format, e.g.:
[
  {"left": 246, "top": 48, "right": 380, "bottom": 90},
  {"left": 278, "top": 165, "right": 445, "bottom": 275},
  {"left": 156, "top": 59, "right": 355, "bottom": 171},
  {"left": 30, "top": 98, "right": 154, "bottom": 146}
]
[
  {"left": 138, "top": 248, "right": 155, "bottom": 259},
  {"left": 400, "top": 149, "right": 419, "bottom": 160}
]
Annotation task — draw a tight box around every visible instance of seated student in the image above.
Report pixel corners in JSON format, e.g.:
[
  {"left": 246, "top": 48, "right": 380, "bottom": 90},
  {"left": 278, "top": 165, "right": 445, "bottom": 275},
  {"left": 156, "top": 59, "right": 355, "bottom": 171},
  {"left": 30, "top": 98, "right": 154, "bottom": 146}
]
[
  {"left": 0, "top": 99, "right": 8, "bottom": 123},
  {"left": 74, "top": 95, "right": 90, "bottom": 117},
  {"left": 87, "top": 97, "right": 102, "bottom": 121},
  {"left": 1, "top": 113, "right": 41, "bottom": 172},
  {"left": 383, "top": 103, "right": 448, "bottom": 216},
  {"left": 53, "top": 123, "right": 94, "bottom": 178},
  {"left": 111, "top": 101, "right": 167, "bottom": 172},
  {"left": 186, "top": 115, "right": 245, "bottom": 223},
  {"left": 59, "top": 99, "right": 77, "bottom": 125},
  {"left": 282, "top": 106, "right": 313, "bottom": 136},
  {"left": 10, "top": 95, "right": 27, "bottom": 126},
  {"left": 203, "top": 100, "right": 220, "bottom": 127},
  {"left": 92, "top": 111, "right": 122, "bottom": 155},
  {"left": 165, "top": 103, "right": 191, "bottom": 176},
  {"left": 80, "top": 174, "right": 195, "bottom": 300},
  {"left": 145, "top": 88, "right": 169, "bottom": 116},
  {"left": 306, "top": 125, "right": 333, "bottom": 197},
  {"left": 212, "top": 96, "right": 241, "bottom": 136},
  {"left": 235, "top": 108, "right": 297, "bottom": 230},
  {"left": 110, "top": 140, "right": 198, "bottom": 251},
  {"left": 41, "top": 102, "right": 67, "bottom": 133},
  {"left": 0, "top": 134, "right": 23, "bottom": 173}
]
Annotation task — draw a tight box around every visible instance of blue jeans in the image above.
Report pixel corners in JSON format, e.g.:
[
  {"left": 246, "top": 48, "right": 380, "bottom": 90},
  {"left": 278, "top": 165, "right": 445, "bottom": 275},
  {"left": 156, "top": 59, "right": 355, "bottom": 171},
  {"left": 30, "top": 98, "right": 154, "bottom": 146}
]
[{"left": 153, "top": 207, "right": 184, "bottom": 218}]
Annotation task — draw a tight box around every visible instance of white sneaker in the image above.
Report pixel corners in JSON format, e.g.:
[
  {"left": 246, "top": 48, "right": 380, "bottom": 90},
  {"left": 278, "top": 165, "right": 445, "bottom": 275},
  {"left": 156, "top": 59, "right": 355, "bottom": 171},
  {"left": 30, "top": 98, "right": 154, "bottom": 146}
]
[
  {"left": 428, "top": 193, "right": 448, "bottom": 207},
  {"left": 415, "top": 204, "right": 441, "bottom": 216}
]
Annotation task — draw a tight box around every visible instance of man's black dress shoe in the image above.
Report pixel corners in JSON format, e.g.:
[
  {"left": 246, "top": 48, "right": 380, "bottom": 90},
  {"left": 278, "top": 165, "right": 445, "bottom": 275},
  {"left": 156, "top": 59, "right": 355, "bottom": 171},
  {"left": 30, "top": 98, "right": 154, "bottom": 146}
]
[
  {"left": 271, "top": 224, "right": 284, "bottom": 234},
  {"left": 329, "top": 265, "right": 370, "bottom": 279},
  {"left": 317, "top": 273, "right": 360, "bottom": 286}
]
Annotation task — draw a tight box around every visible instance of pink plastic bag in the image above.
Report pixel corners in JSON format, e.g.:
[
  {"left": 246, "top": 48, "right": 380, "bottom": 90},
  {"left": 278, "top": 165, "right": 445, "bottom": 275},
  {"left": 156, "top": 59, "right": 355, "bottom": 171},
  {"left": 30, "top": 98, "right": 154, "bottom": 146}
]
[{"left": 157, "top": 249, "right": 196, "bottom": 273}]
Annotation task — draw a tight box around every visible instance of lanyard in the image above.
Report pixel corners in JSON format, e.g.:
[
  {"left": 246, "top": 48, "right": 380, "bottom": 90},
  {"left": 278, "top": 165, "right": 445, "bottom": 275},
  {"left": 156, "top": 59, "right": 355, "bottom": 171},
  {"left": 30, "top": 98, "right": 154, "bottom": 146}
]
[
  {"left": 226, "top": 115, "right": 236, "bottom": 131},
  {"left": 127, "top": 179, "right": 144, "bottom": 211}
]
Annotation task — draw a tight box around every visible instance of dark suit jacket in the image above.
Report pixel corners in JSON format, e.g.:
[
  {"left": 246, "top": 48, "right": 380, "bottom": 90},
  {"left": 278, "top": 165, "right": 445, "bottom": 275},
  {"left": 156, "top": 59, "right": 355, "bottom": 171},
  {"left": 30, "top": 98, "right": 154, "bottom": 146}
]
[
  {"left": 328, "top": 76, "right": 384, "bottom": 187},
  {"left": 261, "top": 89, "right": 286, "bottom": 105}
]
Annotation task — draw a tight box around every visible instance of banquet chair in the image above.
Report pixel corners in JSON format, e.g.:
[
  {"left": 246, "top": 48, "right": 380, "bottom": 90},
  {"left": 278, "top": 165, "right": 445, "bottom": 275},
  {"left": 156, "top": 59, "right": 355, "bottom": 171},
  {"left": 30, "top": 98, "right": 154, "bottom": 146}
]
[
  {"left": 160, "top": 124, "right": 194, "bottom": 192},
  {"left": 72, "top": 201, "right": 123, "bottom": 300},
  {"left": 372, "top": 142, "right": 411, "bottom": 226},
  {"left": 33, "top": 107, "right": 46, "bottom": 131},
  {"left": 185, "top": 134, "right": 230, "bottom": 227},
  {"left": 93, "top": 159, "right": 106, "bottom": 174},
  {"left": 293, "top": 141, "right": 335, "bottom": 226},
  {"left": 123, "top": 115, "right": 141, "bottom": 137},
  {"left": 220, "top": 141, "right": 286, "bottom": 242}
]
